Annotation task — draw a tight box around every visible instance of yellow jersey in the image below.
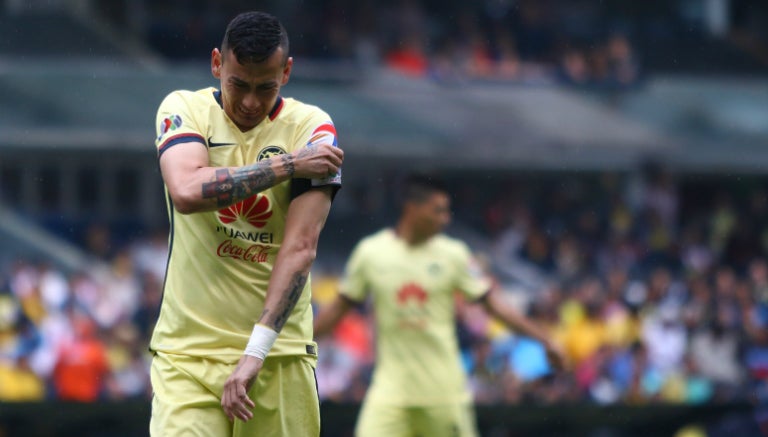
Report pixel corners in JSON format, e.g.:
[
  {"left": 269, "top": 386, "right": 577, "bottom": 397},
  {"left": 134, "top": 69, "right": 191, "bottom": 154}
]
[
  {"left": 150, "top": 87, "right": 340, "bottom": 363},
  {"left": 340, "top": 229, "right": 490, "bottom": 405}
]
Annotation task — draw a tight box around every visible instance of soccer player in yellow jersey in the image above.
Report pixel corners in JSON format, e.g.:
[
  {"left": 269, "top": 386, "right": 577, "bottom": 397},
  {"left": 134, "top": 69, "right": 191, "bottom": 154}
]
[
  {"left": 315, "top": 174, "right": 566, "bottom": 437},
  {"left": 150, "top": 11, "right": 344, "bottom": 437}
]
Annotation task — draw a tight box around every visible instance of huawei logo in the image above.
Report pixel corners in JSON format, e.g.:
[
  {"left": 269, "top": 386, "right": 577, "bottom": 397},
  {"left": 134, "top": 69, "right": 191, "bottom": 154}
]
[
  {"left": 217, "top": 194, "right": 273, "bottom": 228},
  {"left": 396, "top": 283, "right": 428, "bottom": 306}
]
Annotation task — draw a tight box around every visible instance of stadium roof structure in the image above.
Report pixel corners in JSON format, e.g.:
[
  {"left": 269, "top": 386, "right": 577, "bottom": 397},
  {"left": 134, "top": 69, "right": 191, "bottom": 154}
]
[{"left": 1, "top": 61, "right": 767, "bottom": 173}]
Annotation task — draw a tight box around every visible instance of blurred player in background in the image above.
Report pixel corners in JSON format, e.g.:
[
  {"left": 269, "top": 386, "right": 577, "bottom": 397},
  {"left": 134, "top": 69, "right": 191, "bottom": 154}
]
[
  {"left": 315, "top": 174, "right": 566, "bottom": 437},
  {"left": 150, "top": 11, "right": 343, "bottom": 437}
]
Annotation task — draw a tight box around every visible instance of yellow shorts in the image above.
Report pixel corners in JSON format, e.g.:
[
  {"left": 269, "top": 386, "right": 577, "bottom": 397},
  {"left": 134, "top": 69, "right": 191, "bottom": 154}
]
[
  {"left": 355, "top": 400, "right": 478, "bottom": 437},
  {"left": 150, "top": 352, "right": 319, "bottom": 437}
]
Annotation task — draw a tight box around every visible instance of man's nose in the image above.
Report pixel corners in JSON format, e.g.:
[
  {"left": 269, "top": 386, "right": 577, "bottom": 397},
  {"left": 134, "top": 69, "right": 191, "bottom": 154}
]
[{"left": 242, "top": 93, "right": 260, "bottom": 111}]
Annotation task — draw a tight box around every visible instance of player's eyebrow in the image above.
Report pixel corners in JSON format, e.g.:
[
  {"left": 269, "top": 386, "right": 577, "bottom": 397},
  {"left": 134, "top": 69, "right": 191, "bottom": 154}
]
[
  {"left": 229, "top": 76, "right": 278, "bottom": 89},
  {"left": 229, "top": 76, "right": 250, "bottom": 87}
]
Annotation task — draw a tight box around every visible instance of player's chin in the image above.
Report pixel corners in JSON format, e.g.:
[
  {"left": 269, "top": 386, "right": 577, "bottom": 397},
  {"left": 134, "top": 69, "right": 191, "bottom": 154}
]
[
  {"left": 426, "top": 228, "right": 443, "bottom": 239},
  {"left": 232, "top": 114, "right": 262, "bottom": 130},
  {"left": 240, "top": 111, "right": 264, "bottom": 124}
]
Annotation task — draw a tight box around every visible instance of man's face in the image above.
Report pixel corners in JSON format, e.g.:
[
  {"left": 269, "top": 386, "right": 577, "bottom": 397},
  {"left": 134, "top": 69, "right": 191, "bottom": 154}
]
[
  {"left": 411, "top": 192, "right": 452, "bottom": 238},
  {"left": 211, "top": 47, "right": 292, "bottom": 131}
]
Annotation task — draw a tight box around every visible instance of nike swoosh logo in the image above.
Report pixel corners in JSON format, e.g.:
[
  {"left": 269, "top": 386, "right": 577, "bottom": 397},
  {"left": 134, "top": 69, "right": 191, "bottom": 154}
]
[{"left": 208, "top": 136, "right": 236, "bottom": 148}]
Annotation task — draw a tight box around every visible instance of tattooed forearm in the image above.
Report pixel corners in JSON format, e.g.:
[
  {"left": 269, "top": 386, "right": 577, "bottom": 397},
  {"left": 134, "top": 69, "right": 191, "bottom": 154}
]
[
  {"left": 263, "top": 272, "right": 308, "bottom": 332},
  {"left": 280, "top": 154, "right": 295, "bottom": 176},
  {"left": 201, "top": 160, "right": 277, "bottom": 207}
]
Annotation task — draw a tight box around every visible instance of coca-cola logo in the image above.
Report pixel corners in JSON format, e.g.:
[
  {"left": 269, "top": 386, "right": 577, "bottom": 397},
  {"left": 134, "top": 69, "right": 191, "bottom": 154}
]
[
  {"left": 216, "top": 240, "right": 270, "bottom": 263},
  {"left": 218, "top": 194, "right": 272, "bottom": 228}
]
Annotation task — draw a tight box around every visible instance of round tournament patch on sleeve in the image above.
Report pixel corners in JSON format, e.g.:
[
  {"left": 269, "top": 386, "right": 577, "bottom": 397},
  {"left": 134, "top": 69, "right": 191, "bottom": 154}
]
[{"left": 157, "top": 114, "right": 183, "bottom": 141}]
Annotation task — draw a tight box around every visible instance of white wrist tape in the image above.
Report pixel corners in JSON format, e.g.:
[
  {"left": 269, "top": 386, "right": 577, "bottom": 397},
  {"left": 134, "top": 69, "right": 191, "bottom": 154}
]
[{"left": 244, "top": 324, "right": 278, "bottom": 360}]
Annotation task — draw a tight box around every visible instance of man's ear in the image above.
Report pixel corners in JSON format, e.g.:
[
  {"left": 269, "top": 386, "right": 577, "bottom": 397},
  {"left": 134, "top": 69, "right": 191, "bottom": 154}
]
[
  {"left": 211, "top": 48, "right": 223, "bottom": 78},
  {"left": 281, "top": 57, "right": 293, "bottom": 86}
]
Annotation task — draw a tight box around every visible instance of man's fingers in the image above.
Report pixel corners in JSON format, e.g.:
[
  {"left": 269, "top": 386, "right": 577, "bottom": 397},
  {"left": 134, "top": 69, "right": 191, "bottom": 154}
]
[
  {"left": 228, "top": 382, "right": 239, "bottom": 407},
  {"left": 236, "top": 383, "right": 256, "bottom": 410},
  {"left": 220, "top": 381, "right": 254, "bottom": 422},
  {"left": 223, "top": 381, "right": 247, "bottom": 422},
  {"left": 220, "top": 357, "right": 262, "bottom": 422},
  {"left": 221, "top": 390, "right": 234, "bottom": 422},
  {"left": 224, "top": 395, "right": 249, "bottom": 422},
  {"left": 319, "top": 144, "right": 344, "bottom": 162},
  {"left": 244, "top": 395, "right": 255, "bottom": 409},
  {"left": 235, "top": 399, "right": 253, "bottom": 422},
  {"left": 317, "top": 145, "right": 342, "bottom": 166},
  {"left": 328, "top": 154, "right": 342, "bottom": 167},
  {"left": 330, "top": 146, "right": 344, "bottom": 159},
  {"left": 237, "top": 405, "right": 252, "bottom": 422}
]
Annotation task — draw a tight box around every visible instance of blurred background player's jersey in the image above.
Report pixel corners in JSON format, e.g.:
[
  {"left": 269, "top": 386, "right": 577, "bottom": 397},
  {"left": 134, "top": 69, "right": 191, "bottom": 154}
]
[
  {"left": 151, "top": 87, "right": 340, "bottom": 363},
  {"left": 341, "top": 229, "right": 490, "bottom": 405}
]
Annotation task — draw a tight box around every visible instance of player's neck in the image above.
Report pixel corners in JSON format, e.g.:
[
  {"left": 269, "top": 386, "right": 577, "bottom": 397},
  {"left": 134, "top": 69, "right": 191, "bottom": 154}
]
[{"left": 394, "top": 221, "right": 429, "bottom": 246}]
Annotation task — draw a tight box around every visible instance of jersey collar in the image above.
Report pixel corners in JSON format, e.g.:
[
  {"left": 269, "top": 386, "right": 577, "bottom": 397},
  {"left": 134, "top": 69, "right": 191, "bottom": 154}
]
[{"left": 268, "top": 96, "right": 284, "bottom": 121}]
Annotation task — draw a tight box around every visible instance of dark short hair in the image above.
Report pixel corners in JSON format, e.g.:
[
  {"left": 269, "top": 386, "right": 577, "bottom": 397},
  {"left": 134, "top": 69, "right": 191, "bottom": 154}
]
[
  {"left": 221, "top": 11, "right": 289, "bottom": 65},
  {"left": 400, "top": 173, "right": 449, "bottom": 206}
]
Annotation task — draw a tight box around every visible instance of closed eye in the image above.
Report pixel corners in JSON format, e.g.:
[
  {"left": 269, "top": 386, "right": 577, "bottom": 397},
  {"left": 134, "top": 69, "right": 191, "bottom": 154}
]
[{"left": 229, "top": 78, "right": 249, "bottom": 89}]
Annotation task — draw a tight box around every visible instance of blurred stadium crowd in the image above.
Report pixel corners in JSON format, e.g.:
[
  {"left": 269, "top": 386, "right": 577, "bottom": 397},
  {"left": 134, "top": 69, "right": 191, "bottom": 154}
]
[
  {"left": 1, "top": 168, "right": 767, "bottom": 411},
  {"left": 0, "top": 4, "right": 767, "bottom": 437},
  {"left": 317, "top": 167, "right": 768, "bottom": 408},
  {"left": 129, "top": 0, "right": 767, "bottom": 83},
  {"left": 0, "top": 227, "right": 165, "bottom": 401},
  {"left": 141, "top": 0, "right": 645, "bottom": 86}
]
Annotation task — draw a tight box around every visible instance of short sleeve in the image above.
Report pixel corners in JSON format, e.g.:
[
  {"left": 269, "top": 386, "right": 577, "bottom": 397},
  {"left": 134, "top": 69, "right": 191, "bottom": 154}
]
[
  {"left": 455, "top": 244, "right": 492, "bottom": 301},
  {"left": 155, "top": 91, "right": 206, "bottom": 157},
  {"left": 338, "top": 241, "right": 369, "bottom": 303}
]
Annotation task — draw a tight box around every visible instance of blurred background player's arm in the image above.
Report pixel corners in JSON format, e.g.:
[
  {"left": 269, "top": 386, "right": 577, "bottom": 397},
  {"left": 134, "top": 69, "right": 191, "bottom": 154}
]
[
  {"left": 159, "top": 141, "right": 343, "bottom": 214},
  {"left": 314, "top": 295, "right": 356, "bottom": 338},
  {"left": 315, "top": 234, "right": 369, "bottom": 338},
  {"left": 480, "top": 288, "right": 567, "bottom": 370}
]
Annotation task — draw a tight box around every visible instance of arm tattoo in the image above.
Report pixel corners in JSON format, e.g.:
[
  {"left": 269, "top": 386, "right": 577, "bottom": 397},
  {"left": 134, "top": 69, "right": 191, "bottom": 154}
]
[
  {"left": 271, "top": 272, "right": 308, "bottom": 331},
  {"left": 296, "top": 146, "right": 319, "bottom": 159},
  {"left": 280, "top": 154, "right": 295, "bottom": 176},
  {"left": 201, "top": 160, "right": 277, "bottom": 207}
]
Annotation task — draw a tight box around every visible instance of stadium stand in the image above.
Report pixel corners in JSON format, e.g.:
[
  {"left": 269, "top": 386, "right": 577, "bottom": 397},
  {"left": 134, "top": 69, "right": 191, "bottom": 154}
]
[
  {"left": 0, "top": 12, "right": 116, "bottom": 57},
  {"left": 1, "top": 0, "right": 767, "bottom": 435}
]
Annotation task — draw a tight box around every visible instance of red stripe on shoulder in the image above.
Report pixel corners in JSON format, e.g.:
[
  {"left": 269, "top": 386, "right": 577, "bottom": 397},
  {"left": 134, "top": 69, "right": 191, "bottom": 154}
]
[{"left": 312, "top": 123, "right": 336, "bottom": 136}]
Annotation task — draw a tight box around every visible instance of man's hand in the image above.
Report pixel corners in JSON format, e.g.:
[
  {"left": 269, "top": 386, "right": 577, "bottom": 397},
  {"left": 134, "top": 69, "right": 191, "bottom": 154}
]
[
  {"left": 544, "top": 341, "right": 567, "bottom": 372},
  {"left": 221, "top": 355, "right": 262, "bottom": 422},
  {"left": 291, "top": 143, "right": 343, "bottom": 179}
]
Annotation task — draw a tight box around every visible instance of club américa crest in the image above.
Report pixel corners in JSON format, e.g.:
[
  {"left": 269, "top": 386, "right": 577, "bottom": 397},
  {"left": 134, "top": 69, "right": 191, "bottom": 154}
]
[{"left": 257, "top": 145, "right": 287, "bottom": 162}]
